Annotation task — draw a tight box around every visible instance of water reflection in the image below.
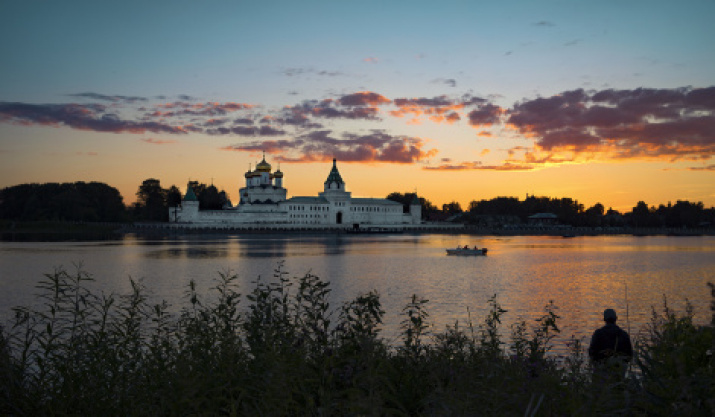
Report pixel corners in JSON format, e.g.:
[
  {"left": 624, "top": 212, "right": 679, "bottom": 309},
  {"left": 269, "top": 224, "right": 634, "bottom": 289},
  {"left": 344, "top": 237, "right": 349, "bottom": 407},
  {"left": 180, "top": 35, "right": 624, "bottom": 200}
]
[
  {"left": 146, "top": 247, "right": 230, "bottom": 259},
  {"left": 1, "top": 234, "right": 713, "bottom": 353}
]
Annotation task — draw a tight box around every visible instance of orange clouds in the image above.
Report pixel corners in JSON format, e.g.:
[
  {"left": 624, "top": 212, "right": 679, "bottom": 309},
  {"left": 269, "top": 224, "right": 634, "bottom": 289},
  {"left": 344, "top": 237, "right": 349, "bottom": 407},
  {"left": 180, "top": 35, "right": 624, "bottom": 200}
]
[
  {"left": 3, "top": 86, "right": 714, "bottom": 174},
  {"left": 390, "top": 96, "right": 464, "bottom": 125}
]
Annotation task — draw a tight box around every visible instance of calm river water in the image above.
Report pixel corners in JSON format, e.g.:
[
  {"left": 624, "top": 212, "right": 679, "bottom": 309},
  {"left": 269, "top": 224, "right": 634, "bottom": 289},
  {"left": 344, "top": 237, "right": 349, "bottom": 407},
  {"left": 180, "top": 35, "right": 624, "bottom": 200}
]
[{"left": 1, "top": 233, "right": 713, "bottom": 349}]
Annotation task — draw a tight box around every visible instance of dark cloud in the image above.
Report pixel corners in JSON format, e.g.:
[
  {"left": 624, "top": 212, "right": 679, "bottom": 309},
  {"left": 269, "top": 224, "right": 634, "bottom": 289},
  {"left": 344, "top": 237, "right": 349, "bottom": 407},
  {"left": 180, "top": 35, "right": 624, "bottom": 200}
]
[
  {"left": 271, "top": 108, "right": 324, "bottom": 128},
  {"left": 0, "top": 102, "right": 186, "bottom": 134},
  {"left": 222, "top": 139, "right": 301, "bottom": 154},
  {"left": 147, "top": 101, "right": 256, "bottom": 118},
  {"left": 207, "top": 124, "right": 286, "bottom": 137},
  {"left": 433, "top": 78, "right": 457, "bottom": 87},
  {"left": 393, "top": 96, "right": 453, "bottom": 108},
  {"left": 507, "top": 86, "right": 715, "bottom": 161},
  {"left": 338, "top": 91, "right": 391, "bottom": 106},
  {"left": 312, "top": 106, "right": 381, "bottom": 120},
  {"left": 467, "top": 103, "right": 504, "bottom": 127},
  {"left": 461, "top": 94, "right": 489, "bottom": 106},
  {"left": 282, "top": 67, "right": 344, "bottom": 77},
  {"left": 69, "top": 92, "right": 147, "bottom": 102},
  {"left": 234, "top": 118, "right": 254, "bottom": 125},
  {"left": 290, "top": 97, "right": 383, "bottom": 121},
  {"left": 222, "top": 129, "right": 437, "bottom": 163}
]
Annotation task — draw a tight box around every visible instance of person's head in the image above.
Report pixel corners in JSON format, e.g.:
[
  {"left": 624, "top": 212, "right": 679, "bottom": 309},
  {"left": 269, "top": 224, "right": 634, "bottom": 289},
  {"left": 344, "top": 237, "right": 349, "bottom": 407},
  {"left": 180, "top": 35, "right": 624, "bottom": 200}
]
[{"left": 603, "top": 308, "right": 617, "bottom": 324}]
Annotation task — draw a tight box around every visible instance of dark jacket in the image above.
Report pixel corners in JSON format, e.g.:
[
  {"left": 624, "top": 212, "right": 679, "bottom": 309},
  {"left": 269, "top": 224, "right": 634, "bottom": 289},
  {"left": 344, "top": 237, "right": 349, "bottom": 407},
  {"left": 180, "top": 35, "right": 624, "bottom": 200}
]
[{"left": 588, "top": 322, "right": 633, "bottom": 362}]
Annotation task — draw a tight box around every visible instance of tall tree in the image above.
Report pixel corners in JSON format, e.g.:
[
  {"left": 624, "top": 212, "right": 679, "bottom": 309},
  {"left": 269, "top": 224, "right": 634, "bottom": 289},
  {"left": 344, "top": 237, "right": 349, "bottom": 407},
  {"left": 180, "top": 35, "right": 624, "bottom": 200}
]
[
  {"left": 135, "top": 179, "right": 167, "bottom": 221},
  {"left": 199, "top": 185, "right": 223, "bottom": 210},
  {"left": 583, "top": 202, "right": 605, "bottom": 227},
  {"left": 442, "top": 201, "right": 463, "bottom": 215},
  {"left": 386, "top": 192, "right": 437, "bottom": 219},
  {"left": 166, "top": 185, "right": 182, "bottom": 208}
]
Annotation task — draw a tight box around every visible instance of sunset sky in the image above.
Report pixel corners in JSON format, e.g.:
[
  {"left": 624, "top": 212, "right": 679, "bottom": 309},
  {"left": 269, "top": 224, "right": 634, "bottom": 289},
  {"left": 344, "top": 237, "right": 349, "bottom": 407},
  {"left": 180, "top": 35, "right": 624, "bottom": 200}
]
[{"left": 1, "top": 0, "right": 713, "bottom": 212}]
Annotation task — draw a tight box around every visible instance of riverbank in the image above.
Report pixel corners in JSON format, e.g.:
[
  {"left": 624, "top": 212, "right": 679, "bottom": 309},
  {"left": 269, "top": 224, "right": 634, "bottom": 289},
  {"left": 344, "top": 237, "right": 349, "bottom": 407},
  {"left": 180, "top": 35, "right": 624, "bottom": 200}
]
[
  {"left": 125, "top": 221, "right": 714, "bottom": 237},
  {"left": 2, "top": 219, "right": 713, "bottom": 241},
  {"left": 0, "top": 220, "right": 124, "bottom": 241}
]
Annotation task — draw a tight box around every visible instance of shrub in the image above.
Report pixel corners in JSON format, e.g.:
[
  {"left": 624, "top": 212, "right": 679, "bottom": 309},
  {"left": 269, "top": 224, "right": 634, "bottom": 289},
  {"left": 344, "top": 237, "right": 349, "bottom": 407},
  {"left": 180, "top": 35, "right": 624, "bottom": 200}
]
[{"left": 0, "top": 265, "right": 712, "bottom": 415}]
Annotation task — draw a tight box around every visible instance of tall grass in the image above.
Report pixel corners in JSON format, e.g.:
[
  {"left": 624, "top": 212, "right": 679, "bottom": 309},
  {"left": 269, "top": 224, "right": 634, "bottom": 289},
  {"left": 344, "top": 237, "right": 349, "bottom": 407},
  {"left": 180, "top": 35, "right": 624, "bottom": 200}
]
[{"left": 1, "top": 264, "right": 713, "bottom": 416}]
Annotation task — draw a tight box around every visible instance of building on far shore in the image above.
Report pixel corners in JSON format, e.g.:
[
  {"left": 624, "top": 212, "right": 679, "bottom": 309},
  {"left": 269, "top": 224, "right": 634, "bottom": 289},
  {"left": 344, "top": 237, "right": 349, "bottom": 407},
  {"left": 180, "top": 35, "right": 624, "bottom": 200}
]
[
  {"left": 170, "top": 157, "right": 422, "bottom": 228},
  {"left": 527, "top": 212, "right": 559, "bottom": 226}
]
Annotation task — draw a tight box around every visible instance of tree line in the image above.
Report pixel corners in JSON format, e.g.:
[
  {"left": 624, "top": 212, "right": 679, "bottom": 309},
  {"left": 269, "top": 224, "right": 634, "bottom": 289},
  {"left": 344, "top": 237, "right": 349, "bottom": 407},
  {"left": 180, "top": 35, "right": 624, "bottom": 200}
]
[
  {"left": 0, "top": 179, "right": 230, "bottom": 223},
  {"left": 1, "top": 181, "right": 713, "bottom": 228},
  {"left": 386, "top": 192, "right": 715, "bottom": 229},
  {"left": 132, "top": 179, "right": 231, "bottom": 222}
]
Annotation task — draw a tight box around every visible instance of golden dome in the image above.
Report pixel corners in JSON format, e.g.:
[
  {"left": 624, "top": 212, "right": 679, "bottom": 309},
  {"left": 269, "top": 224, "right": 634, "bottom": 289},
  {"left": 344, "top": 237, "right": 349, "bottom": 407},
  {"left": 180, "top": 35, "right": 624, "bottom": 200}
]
[
  {"left": 273, "top": 169, "right": 283, "bottom": 178},
  {"left": 256, "top": 156, "right": 271, "bottom": 172}
]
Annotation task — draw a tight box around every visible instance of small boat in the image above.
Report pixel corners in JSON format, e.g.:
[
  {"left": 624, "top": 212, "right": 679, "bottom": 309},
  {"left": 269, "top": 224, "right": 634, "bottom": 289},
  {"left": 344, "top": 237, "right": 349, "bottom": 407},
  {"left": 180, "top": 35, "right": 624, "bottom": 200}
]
[{"left": 446, "top": 247, "right": 488, "bottom": 256}]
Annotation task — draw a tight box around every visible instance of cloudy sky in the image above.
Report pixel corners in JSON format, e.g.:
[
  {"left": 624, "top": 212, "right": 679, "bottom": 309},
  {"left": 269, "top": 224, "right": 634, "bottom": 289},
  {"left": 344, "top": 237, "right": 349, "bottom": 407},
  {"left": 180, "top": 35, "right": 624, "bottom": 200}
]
[{"left": 1, "top": 0, "right": 713, "bottom": 211}]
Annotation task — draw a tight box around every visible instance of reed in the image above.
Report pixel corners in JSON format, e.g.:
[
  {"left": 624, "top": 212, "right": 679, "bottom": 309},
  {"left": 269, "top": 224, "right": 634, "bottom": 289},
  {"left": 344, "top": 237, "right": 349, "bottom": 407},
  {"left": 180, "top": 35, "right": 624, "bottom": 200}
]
[{"left": 0, "top": 264, "right": 712, "bottom": 415}]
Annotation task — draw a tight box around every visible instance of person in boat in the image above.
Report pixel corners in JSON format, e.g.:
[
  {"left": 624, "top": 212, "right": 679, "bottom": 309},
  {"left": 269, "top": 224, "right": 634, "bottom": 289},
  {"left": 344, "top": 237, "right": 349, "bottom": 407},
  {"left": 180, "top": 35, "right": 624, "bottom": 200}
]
[{"left": 588, "top": 308, "right": 633, "bottom": 378}]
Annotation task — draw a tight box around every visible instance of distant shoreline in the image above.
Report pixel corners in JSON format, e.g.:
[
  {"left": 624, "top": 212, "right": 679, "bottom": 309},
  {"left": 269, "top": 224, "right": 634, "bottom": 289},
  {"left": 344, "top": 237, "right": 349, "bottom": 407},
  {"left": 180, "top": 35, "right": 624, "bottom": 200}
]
[{"left": 1, "top": 220, "right": 713, "bottom": 241}]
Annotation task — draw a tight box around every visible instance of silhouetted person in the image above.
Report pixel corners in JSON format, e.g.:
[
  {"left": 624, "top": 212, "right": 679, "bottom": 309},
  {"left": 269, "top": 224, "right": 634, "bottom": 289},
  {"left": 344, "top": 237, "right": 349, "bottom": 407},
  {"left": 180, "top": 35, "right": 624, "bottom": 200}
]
[{"left": 589, "top": 309, "right": 633, "bottom": 378}]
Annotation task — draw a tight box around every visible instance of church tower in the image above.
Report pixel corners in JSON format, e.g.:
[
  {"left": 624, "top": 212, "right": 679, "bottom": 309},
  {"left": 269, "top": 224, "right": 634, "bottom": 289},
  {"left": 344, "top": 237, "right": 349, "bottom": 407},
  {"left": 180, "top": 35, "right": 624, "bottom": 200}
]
[
  {"left": 319, "top": 158, "right": 351, "bottom": 207},
  {"left": 324, "top": 158, "right": 345, "bottom": 191},
  {"left": 175, "top": 182, "right": 199, "bottom": 222}
]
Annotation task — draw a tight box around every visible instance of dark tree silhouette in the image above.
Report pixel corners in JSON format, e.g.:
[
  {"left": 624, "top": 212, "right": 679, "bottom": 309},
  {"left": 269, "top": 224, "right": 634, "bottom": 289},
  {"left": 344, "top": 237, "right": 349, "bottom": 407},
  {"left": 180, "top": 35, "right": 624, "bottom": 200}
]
[
  {"left": 0, "top": 182, "right": 126, "bottom": 222},
  {"left": 386, "top": 192, "right": 437, "bottom": 219},
  {"left": 442, "top": 201, "right": 463, "bottom": 215},
  {"left": 135, "top": 179, "right": 167, "bottom": 222},
  {"left": 200, "top": 185, "right": 223, "bottom": 210},
  {"left": 166, "top": 185, "right": 182, "bottom": 208}
]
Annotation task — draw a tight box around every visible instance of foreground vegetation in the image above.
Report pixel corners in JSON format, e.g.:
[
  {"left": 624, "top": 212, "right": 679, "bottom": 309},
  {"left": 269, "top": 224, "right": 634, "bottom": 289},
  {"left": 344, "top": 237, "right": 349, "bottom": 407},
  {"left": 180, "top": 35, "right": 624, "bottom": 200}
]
[{"left": 1, "top": 265, "right": 713, "bottom": 416}]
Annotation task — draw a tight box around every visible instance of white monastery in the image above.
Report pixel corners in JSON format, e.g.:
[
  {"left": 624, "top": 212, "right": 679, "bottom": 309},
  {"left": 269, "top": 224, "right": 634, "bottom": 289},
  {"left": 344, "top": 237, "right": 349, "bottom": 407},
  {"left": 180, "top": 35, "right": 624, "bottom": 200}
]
[{"left": 170, "top": 157, "right": 422, "bottom": 228}]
